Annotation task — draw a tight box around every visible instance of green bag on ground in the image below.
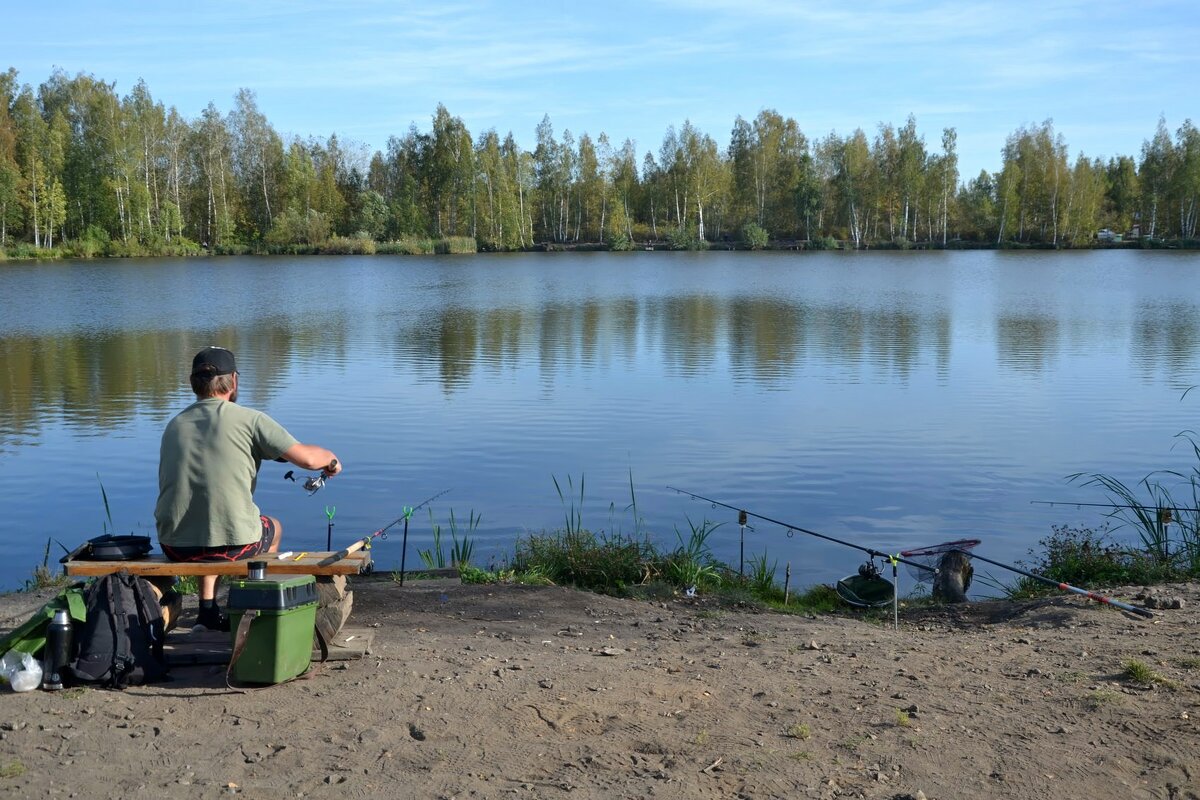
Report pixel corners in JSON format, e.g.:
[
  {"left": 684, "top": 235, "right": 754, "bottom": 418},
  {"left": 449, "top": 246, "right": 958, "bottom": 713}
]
[{"left": 0, "top": 586, "right": 87, "bottom": 656}]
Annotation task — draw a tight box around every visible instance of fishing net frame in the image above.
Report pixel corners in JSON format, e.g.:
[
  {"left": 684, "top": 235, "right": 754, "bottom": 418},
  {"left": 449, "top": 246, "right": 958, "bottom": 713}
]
[{"left": 899, "top": 538, "right": 982, "bottom": 582}]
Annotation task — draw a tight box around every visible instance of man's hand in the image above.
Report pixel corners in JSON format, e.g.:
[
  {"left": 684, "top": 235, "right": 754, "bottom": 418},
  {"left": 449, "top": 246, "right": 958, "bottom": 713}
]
[{"left": 283, "top": 443, "right": 342, "bottom": 473}]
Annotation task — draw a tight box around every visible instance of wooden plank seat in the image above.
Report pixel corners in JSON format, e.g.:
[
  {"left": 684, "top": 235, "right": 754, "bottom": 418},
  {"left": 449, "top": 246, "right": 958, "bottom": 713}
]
[{"left": 63, "top": 550, "right": 372, "bottom": 577}]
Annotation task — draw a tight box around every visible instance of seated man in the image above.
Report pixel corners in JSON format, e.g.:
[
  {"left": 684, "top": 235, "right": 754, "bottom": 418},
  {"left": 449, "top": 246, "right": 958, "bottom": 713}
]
[{"left": 155, "top": 346, "right": 342, "bottom": 631}]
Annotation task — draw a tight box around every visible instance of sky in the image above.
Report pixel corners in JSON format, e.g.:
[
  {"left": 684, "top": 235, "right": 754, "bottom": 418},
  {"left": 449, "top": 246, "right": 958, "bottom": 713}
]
[{"left": 4, "top": 0, "right": 1198, "bottom": 180}]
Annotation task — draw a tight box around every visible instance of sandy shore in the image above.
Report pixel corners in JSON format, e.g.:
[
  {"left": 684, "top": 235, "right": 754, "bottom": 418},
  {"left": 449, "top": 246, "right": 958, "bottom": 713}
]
[{"left": 0, "top": 577, "right": 1197, "bottom": 799}]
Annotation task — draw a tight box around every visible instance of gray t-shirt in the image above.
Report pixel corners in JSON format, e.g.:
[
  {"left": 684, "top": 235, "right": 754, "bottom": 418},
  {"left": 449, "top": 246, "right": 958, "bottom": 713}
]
[{"left": 155, "top": 398, "right": 299, "bottom": 548}]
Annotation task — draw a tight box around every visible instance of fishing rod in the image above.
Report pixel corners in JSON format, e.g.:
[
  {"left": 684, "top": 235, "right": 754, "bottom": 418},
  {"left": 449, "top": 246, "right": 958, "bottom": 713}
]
[
  {"left": 951, "top": 549, "right": 1154, "bottom": 618},
  {"left": 666, "top": 487, "right": 936, "bottom": 574},
  {"left": 1033, "top": 500, "right": 1200, "bottom": 515},
  {"left": 320, "top": 488, "right": 452, "bottom": 565}
]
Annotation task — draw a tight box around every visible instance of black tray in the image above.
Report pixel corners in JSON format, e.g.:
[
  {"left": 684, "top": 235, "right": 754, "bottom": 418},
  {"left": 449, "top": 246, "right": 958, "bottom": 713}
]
[{"left": 61, "top": 534, "right": 153, "bottom": 563}]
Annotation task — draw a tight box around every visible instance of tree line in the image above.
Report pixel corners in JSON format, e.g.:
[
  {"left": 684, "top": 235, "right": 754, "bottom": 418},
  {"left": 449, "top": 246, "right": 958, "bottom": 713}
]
[{"left": 1, "top": 67, "right": 1198, "bottom": 257}]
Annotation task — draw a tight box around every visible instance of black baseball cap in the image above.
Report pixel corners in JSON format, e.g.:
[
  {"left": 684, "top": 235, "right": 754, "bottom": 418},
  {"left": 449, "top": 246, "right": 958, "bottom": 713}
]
[{"left": 191, "top": 346, "right": 237, "bottom": 377}]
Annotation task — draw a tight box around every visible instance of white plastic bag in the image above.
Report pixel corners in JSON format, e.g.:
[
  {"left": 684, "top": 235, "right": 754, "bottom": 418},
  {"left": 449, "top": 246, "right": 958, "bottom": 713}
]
[{"left": 0, "top": 649, "right": 42, "bottom": 692}]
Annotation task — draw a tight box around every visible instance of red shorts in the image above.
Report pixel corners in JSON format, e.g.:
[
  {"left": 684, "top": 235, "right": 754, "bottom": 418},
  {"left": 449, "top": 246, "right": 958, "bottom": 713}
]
[{"left": 162, "top": 516, "right": 277, "bottom": 562}]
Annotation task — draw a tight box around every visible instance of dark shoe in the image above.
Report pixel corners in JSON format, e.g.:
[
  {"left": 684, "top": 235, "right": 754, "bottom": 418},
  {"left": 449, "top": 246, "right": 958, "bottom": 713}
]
[{"left": 194, "top": 606, "right": 230, "bottom": 632}]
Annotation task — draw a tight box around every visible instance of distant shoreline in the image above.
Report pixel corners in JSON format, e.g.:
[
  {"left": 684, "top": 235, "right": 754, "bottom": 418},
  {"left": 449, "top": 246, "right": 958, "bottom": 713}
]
[{"left": 3, "top": 236, "right": 1198, "bottom": 263}]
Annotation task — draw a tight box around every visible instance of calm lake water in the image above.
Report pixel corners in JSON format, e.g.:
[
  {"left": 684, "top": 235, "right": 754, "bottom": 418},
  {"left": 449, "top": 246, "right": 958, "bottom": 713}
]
[{"left": 2, "top": 250, "right": 1199, "bottom": 594}]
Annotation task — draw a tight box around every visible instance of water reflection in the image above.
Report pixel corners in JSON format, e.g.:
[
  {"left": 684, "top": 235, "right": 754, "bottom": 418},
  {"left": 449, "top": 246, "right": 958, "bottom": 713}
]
[
  {"left": 1132, "top": 302, "right": 1200, "bottom": 385},
  {"left": 996, "top": 315, "right": 1060, "bottom": 372},
  {"left": 6, "top": 281, "right": 1200, "bottom": 445},
  {"left": 3, "top": 293, "right": 958, "bottom": 439},
  {"left": 0, "top": 328, "right": 297, "bottom": 445}
]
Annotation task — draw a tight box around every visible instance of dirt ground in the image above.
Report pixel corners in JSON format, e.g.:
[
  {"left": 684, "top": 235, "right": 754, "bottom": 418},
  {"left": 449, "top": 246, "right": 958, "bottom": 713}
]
[{"left": 0, "top": 576, "right": 1197, "bottom": 800}]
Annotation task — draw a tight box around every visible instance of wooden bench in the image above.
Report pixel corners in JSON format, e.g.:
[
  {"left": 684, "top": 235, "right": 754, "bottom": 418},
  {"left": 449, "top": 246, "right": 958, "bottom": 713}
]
[
  {"left": 63, "top": 552, "right": 371, "bottom": 665},
  {"left": 62, "top": 550, "right": 372, "bottom": 577}
]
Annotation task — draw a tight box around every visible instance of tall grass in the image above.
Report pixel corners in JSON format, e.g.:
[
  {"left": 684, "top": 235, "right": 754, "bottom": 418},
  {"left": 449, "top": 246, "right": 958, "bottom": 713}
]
[
  {"left": 1069, "top": 426, "right": 1200, "bottom": 575},
  {"left": 552, "top": 473, "right": 586, "bottom": 535},
  {"left": 376, "top": 236, "right": 477, "bottom": 255},
  {"left": 418, "top": 508, "right": 480, "bottom": 569},
  {"left": 664, "top": 516, "right": 724, "bottom": 589}
]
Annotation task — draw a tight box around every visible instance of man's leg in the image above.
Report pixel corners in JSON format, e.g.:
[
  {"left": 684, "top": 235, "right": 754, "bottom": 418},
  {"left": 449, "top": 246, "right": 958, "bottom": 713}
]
[
  {"left": 195, "top": 518, "right": 283, "bottom": 630},
  {"left": 265, "top": 517, "right": 283, "bottom": 552}
]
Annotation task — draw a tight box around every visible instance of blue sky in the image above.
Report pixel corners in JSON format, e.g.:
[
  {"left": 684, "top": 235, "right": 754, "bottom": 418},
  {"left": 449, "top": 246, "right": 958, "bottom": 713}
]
[{"left": 5, "top": 0, "right": 1198, "bottom": 180}]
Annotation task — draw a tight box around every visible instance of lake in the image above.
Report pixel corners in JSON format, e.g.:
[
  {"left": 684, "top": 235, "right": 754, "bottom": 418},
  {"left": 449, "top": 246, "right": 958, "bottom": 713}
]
[{"left": 2, "top": 250, "right": 1199, "bottom": 594}]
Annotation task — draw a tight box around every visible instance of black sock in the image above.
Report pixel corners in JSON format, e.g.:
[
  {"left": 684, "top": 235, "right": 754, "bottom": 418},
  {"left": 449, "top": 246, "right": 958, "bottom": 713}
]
[{"left": 200, "top": 599, "right": 217, "bottom": 611}]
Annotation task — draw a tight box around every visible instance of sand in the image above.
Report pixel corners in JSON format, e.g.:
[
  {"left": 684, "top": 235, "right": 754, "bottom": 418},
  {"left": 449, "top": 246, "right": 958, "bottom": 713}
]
[{"left": 0, "top": 576, "right": 1197, "bottom": 799}]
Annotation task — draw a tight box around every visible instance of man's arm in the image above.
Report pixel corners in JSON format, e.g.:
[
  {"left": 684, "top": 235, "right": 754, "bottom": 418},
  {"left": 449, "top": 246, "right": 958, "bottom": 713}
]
[{"left": 281, "top": 443, "right": 342, "bottom": 475}]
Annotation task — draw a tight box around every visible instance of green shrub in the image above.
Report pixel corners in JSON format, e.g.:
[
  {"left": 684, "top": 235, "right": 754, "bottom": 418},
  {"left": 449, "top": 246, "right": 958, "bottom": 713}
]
[
  {"left": 608, "top": 234, "right": 635, "bottom": 251},
  {"left": 320, "top": 235, "right": 376, "bottom": 255},
  {"left": 377, "top": 238, "right": 434, "bottom": 255},
  {"left": 1017, "top": 524, "right": 1179, "bottom": 592},
  {"left": 437, "top": 236, "right": 477, "bottom": 254},
  {"left": 666, "top": 226, "right": 708, "bottom": 251},
  {"left": 741, "top": 223, "right": 769, "bottom": 250},
  {"left": 513, "top": 530, "right": 653, "bottom": 593}
]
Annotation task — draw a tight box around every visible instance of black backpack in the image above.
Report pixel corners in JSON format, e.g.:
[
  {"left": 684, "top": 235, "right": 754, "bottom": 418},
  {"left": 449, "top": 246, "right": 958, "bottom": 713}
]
[{"left": 67, "top": 571, "right": 169, "bottom": 688}]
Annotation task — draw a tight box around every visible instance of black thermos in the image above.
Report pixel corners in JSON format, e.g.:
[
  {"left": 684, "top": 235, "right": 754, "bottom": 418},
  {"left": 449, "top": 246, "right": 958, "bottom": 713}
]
[{"left": 41, "top": 609, "right": 73, "bottom": 691}]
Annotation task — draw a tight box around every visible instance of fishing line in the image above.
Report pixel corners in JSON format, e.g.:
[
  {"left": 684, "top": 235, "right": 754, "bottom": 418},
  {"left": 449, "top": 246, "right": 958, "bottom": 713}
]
[
  {"left": 321, "top": 488, "right": 452, "bottom": 565},
  {"left": 667, "top": 487, "right": 936, "bottom": 574}
]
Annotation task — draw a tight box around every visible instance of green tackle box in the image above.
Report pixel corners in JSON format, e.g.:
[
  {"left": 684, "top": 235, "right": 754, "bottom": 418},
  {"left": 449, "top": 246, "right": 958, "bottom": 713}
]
[{"left": 226, "top": 575, "right": 317, "bottom": 685}]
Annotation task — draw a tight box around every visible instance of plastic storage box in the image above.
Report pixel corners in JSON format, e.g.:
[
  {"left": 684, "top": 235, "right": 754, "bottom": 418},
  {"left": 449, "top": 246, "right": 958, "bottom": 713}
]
[{"left": 227, "top": 575, "right": 318, "bottom": 684}]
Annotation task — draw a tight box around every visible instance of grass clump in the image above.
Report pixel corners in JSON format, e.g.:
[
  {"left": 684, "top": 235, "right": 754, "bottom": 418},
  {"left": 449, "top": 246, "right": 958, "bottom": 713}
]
[
  {"left": 1121, "top": 659, "right": 1173, "bottom": 686},
  {"left": 785, "top": 723, "right": 811, "bottom": 740},
  {"left": 513, "top": 530, "right": 653, "bottom": 594},
  {"left": 0, "top": 762, "right": 25, "bottom": 779},
  {"left": 418, "top": 508, "right": 479, "bottom": 570},
  {"left": 1084, "top": 689, "right": 1122, "bottom": 710},
  {"left": 24, "top": 539, "right": 72, "bottom": 591}
]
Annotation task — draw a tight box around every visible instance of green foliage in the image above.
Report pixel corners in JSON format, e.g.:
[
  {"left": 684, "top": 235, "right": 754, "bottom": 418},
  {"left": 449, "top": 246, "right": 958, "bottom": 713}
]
[
  {"left": 1069, "top": 426, "right": 1200, "bottom": 575},
  {"left": 552, "top": 473, "right": 587, "bottom": 535},
  {"left": 320, "top": 235, "right": 376, "bottom": 255},
  {"left": 785, "top": 723, "right": 811, "bottom": 740},
  {"left": 607, "top": 233, "right": 635, "bottom": 251},
  {"left": 741, "top": 223, "right": 769, "bottom": 249},
  {"left": 513, "top": 529, "right": 652, "bottom": 593},
  {"left": 745, "top": 550, "right": 779, "bottom": 596},
  {"left": 418, "top": 508, "right": 479, "bottom": 569},
  {"left": 24, "top": 538, "right": 71, "bottom": 591},
  {"left": 97, "top": 473, "right": 115, "bottom": 535},
  {"left": 663, "top": 516, "right": 724, "bottom": 589},
  {"left": 1016, "top": 524, "right": 1179, "bottom": 592},
  {"left": 666, "top": 226, "right": 708, "bottom": 251},
  {"left": 458, "top": 563, "right": 554, "bottom": 586},
  {"left": 4, "top": 63, "right": 1198, "bottom": 254},
  {"left": 1121, "top": 659, "right": 1169, "bottom": 686},
  {"left": 265, "top": 208, "right": 330, "bottom": 247}
]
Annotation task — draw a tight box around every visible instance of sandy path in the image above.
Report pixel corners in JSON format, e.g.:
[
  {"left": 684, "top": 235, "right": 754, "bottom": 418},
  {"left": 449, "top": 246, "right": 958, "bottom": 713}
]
[{"left": 0, "top": 578, "right": 1197, "bottom": 799}]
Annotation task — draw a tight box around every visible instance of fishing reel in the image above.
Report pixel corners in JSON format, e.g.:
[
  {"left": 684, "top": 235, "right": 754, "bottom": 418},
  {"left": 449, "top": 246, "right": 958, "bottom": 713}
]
[
  {"left": 284, "top": 459, "right": 338, "bottom": 496},
  {"left": 857, "top": 559, "right": 882, "bottom": 579}
]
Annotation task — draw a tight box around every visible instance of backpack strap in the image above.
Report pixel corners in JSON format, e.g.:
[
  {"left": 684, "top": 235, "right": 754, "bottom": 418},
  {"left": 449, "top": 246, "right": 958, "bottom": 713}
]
[
  {"left": 225, "top": 609, "right": 261, "bottom": 691},
  {"left": 128, "top": 575, "right": 167, "bottom": 664},
  {"left": 225, "top": 611, "right": 327, "bottom": 692},
  {"left": 108, "top": 575, "right": 133, "bottom": 689}
]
